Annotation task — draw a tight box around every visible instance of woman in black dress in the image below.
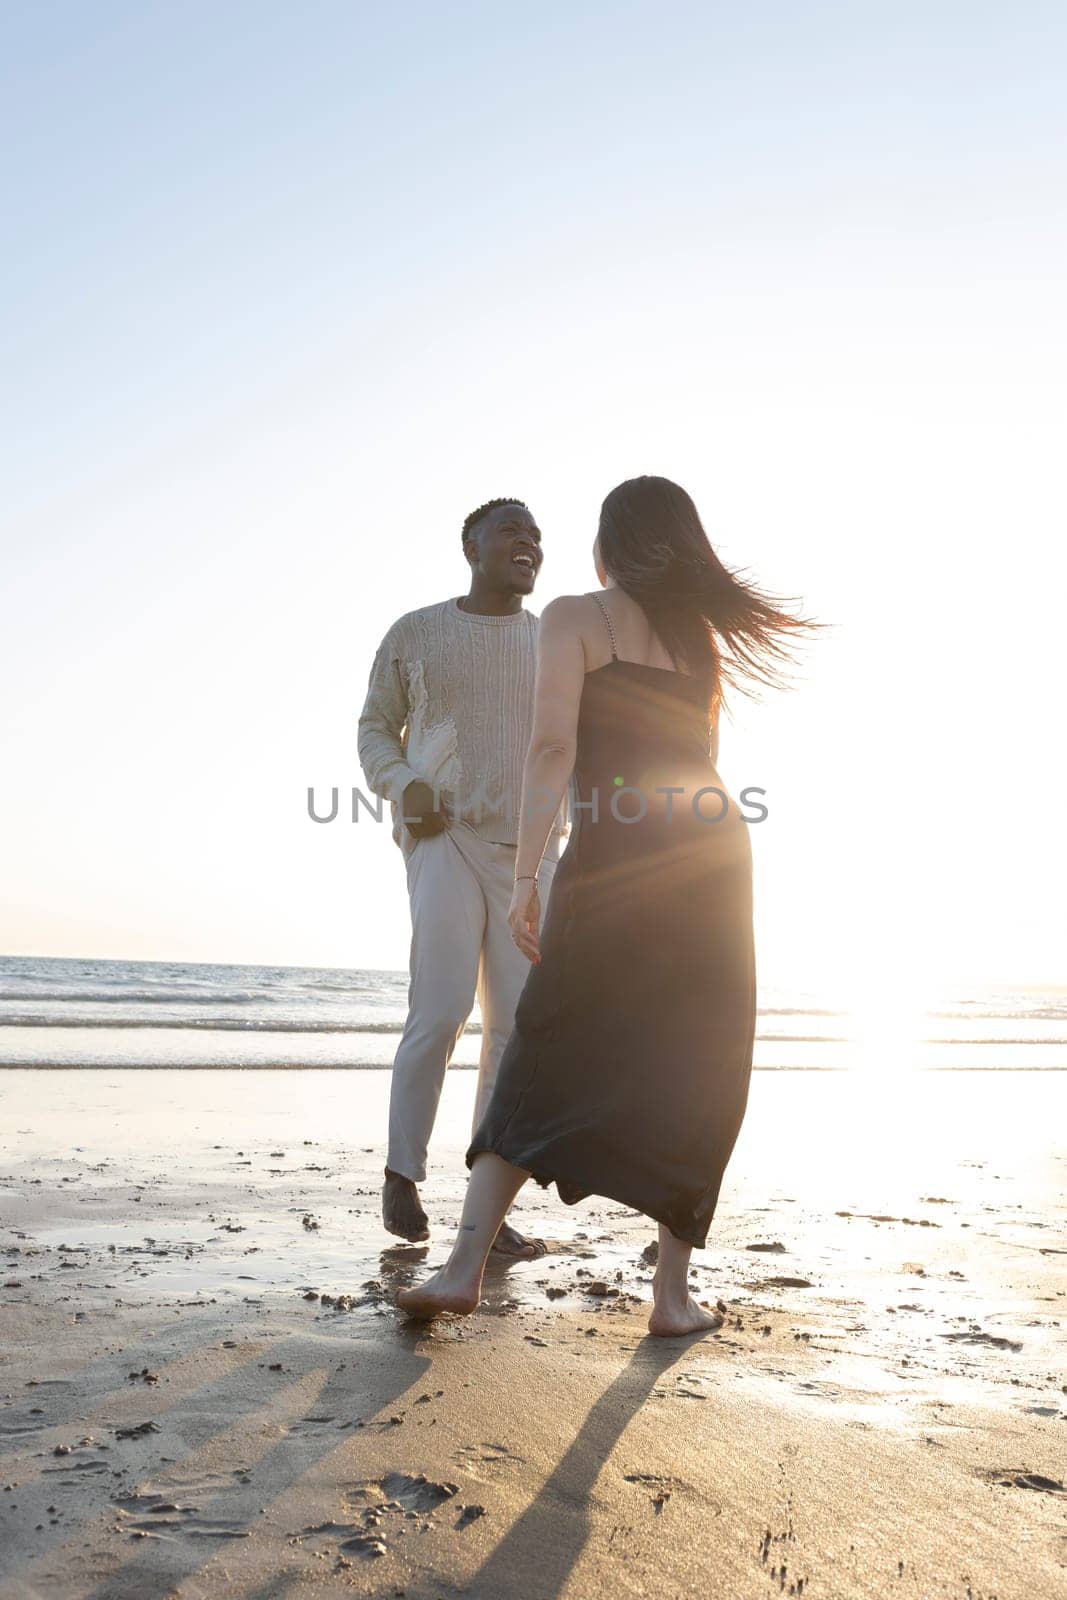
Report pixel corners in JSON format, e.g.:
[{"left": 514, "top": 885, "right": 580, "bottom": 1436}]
[{"left": 398, "top": 476, "right": 814, "bottom": 1336}]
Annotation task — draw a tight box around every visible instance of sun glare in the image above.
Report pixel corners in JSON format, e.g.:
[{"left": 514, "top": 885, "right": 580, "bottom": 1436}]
[{"left": 842, "top": 960, "right": 936, "bottom": 1078}]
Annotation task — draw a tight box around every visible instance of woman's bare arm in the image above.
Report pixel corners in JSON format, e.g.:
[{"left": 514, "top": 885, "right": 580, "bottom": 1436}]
[{"left": 513, "top": 597, "right": 587, "bottom": 881}]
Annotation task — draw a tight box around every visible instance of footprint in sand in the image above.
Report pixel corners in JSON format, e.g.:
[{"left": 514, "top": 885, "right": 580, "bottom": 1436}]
[
  {"left": 976, "top": 1467, "right": 1066, "bottom": 1495},
  {"left": 377, "top": 1472, "right": 459, "bottom": 1512},
  {"left": 292, "top": 1519, "right": 385, "bottom": 1560}
]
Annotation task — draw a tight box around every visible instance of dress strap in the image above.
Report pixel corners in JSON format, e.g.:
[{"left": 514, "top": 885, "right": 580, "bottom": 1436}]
[{"left": 592, "top": 592, "right": 618, "bottom": 660}]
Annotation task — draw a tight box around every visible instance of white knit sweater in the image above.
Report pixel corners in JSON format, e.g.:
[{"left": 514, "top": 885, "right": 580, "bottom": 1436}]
[{"left": 357, "top": 597, "right": 570, "bottom": 850}]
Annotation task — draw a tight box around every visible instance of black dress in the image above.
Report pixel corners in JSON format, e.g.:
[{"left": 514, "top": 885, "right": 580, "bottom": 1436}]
[{"left": 467, "top": 595, "right": 756, "bottom": 1247}]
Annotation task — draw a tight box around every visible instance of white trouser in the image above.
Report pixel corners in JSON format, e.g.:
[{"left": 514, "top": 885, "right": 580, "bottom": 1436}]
[{"left": 387, "top": 822, "right": 559, "bottom": 1183}]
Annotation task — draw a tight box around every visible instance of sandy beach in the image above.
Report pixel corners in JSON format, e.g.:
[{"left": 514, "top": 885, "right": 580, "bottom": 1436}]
[{"left": 0, "top": 1067, "right": 1064, "bottom": 1599}]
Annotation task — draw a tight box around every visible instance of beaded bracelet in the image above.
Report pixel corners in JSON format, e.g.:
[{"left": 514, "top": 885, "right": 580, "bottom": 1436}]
[{"left": 515, "top": 873, "right": 538, "bottom": 882}]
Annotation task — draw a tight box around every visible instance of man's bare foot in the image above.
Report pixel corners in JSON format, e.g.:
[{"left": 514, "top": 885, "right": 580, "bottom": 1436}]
[
  {"left": 647, "top": 1294, "right": 724, "bottom": 1339},
  {"left": 490, "top": 1220, "right": 546, "bottom": 1260},
  {"left": 382, "top": 1168, "right": 430, "bottom": 1242},
  {"left": 396, "top": 1264, "right": 481, "bottom": 1320}
]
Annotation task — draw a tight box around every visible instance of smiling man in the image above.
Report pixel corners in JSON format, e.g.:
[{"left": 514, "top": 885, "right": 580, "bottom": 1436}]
[{"left": 358, "top": 498, "right": 569, "bottom": 1257}]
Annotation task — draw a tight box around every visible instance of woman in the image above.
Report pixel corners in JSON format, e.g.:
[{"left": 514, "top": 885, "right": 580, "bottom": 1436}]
[{"left": 397, "top": 476, "right": 814, "bottom": 1336}]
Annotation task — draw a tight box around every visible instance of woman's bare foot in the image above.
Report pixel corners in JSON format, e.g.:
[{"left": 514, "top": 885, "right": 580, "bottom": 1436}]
[
  {"left": 382, "top": 1169, "right": 430, "bottom": 1242},
  {"left": 490, "top": 1221, "right": 546, "bottom": 1260},
  {"left": 647, "top": 1289, "right": 724, "bottom": 1339},
  {"left": 396, "top": 1264, "right": 482, "bottom": 1320}
]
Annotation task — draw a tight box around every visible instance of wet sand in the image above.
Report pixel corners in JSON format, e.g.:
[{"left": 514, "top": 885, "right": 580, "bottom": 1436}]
[{"left": 1, "top": 1068, "right": 1065, "bottom": 1598}]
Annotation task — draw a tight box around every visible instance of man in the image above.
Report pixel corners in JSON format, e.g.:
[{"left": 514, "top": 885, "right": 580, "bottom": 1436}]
[{"left": 358, "top": 498, "right": 569, "bottom": 1258}]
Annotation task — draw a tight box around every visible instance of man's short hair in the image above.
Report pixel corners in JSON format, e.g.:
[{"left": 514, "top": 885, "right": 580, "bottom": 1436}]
[{"left": 461, "top": 498, "right": 528, "bottom": 544}]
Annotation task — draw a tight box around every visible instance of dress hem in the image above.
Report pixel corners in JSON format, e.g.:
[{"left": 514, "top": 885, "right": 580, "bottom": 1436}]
[{"left": 465, "top": 1137, "right": 716, "bottom": 1250}]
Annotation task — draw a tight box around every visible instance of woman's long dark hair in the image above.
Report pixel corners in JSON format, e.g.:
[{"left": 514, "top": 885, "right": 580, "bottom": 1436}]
[{"left": 597, "top": 476, "right": 818, "bottom": 716}]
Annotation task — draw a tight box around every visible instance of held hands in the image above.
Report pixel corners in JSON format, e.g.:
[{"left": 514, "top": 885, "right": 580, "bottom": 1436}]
[
  {"left": 508, "top": 878, "right": 541, "bottom": 964},
  {"left": 401, "top": 779, "right": 452, "bottom": 840}
]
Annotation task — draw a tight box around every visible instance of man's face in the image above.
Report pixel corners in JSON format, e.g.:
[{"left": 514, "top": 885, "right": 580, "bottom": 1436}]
[{"left": 464, "top": 504, "right": 543, "bottom": 595}]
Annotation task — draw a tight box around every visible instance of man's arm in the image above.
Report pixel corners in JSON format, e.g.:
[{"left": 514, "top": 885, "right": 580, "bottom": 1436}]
[
  {"left": 357, "top": 627, "right": 422, "bottom": 805},
  {"left": 357, "top": 626, "right": 447, "bottom": 838}
]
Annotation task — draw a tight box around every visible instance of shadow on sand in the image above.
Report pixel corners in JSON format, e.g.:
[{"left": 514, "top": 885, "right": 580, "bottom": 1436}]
[{"left": 466, "top": 1335, "right": 695, "bottom": 1598}]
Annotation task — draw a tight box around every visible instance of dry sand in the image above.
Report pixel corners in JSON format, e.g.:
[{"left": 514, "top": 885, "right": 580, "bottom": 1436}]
[{"left": 1, "top": 1067, "right": 1065, "bottom": 1599}]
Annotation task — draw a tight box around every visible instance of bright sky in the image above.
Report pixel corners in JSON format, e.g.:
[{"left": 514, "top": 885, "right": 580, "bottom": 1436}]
[{"left": 2, "top": 2, "right": 1065, "bottom": 991}]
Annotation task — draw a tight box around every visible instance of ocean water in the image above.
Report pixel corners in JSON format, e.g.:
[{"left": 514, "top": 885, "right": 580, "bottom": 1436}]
[{"left": 0, "top": 955, "right": 1065, "bottom": 1071}]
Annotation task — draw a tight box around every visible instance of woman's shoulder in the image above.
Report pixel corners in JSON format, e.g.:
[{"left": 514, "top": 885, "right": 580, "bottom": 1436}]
[
  {"left": 533, "top": 595, "right": 609, "bottom": 653},
  {"left": 536, "top": 591, "right": 608, "bottom": 624}
]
